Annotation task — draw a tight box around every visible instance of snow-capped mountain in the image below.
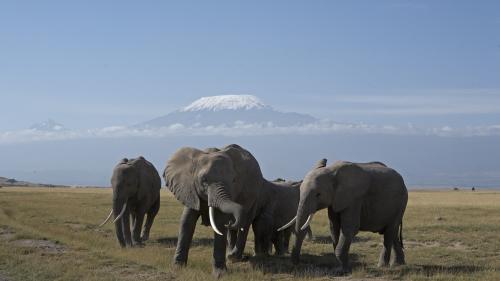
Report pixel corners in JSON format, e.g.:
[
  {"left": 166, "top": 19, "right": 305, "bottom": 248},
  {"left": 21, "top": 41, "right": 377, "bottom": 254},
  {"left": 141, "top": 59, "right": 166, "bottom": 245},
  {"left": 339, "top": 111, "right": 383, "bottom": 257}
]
[
  {"left": 181, "top": 95, "right": 271, "bottom": 112},
  {"left": 137, "top": 95, "right": 317, "bottom": 128},
  {"left": 30, "top": 119, "right": 68, "bottom": 132}
]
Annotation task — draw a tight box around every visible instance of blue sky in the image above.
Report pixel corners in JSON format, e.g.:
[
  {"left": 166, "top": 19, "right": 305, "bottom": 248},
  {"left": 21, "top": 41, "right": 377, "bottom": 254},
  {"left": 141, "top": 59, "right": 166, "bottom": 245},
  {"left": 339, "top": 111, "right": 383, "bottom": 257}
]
[
  {"left": 1, "top": 1, "right": 500, "bottom": 187},
  {"left": 1, "top": 1, "right": 499, "bottom": 130}
]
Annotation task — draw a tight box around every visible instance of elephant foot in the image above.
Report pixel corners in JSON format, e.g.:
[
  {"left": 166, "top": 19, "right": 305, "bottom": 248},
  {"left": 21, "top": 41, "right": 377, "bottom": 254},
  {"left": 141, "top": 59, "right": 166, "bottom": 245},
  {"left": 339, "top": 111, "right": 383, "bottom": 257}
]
[
  {"left": 253, "top": 252, "right": 270, "bottom": 259},
  {"left": 377, "top": 259, "right": 390, "bottom": 268},
  {"left": 172, "top": 259, "right": 187, "bottom": 268},
  {"left": 227, "top": 252, "right": 243, "bottom": 263},
  {"left": 333, "top": 265, "right": 351, "bottom": 276},
  {"left": 274, "top": 251, "right": 285, "bottom": 257},
  {"left": 212, "top": 265, "right": 227, "bottom": 279},
  {"left": 226, "top": 247, "right": 242, "bottom": 262},
  {"left": 291, "top": 248, "right": 300, "bottom": 265},
  {"left": 132, "top": 238, "right": 144, "bottom": 247},
  {"left": 133, "top": 241, "right": 145, "bottom": 248},
  {"left": 390, "top": 259, "right": 405, "bottom": 267}
]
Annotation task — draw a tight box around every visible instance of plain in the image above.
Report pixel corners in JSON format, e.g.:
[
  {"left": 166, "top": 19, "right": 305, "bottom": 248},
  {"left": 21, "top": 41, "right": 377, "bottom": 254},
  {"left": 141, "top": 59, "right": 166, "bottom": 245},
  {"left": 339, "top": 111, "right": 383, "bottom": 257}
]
[{"left": 0, "top": 187, "right": 499, "bottom": 281}]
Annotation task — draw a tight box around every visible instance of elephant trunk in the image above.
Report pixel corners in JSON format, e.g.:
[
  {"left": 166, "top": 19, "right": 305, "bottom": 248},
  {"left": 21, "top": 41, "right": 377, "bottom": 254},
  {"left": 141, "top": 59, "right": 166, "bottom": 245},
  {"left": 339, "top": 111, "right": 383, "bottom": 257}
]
[
  {"left": 113, "top": 196, "right": 128, "bottom": 247},
  {"left": 295, "top": 195, "right": 314, "bottom": 233},
  {"left": 207, "top": 183, "right": 244, "bottom": 234}
]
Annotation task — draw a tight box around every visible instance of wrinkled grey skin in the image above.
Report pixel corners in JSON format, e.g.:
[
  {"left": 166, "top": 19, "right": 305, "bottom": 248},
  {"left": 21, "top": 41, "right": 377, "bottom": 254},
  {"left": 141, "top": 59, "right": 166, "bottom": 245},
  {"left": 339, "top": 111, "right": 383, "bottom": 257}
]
[
  {"left": 227, "top": 180, "right": 313, "bottom": 258},
  {"left": 164, "top": 144, "right": 277, "bottom": 278},
  {"left": 111, "top": 156, "right": 161, "bottom": 248},
  {"left": 293, "top": 159, "right": 407, "bottom": 273},
  {"left": 253, "top": 180, "right": 313, "bottom": 256}
]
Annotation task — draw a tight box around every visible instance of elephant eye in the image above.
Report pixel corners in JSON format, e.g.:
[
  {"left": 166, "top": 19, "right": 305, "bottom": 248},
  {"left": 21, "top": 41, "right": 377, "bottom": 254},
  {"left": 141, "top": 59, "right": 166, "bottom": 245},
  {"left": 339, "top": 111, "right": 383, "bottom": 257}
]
[{"left": 316, "top": 192, "right": 321, "bottom": 197}]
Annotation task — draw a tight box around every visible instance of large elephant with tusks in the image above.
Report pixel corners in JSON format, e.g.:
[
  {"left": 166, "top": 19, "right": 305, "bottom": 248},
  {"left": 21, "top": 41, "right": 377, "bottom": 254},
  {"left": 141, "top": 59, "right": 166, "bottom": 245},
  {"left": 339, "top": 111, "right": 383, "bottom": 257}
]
[
  {"left": 100, "top": 156, "right": 161, "bottom": 247},
  {"left": 164, "top": 144, "right": 277, "bottom": 278},
  {"left": 287, "top": 159, "right": 407, "bottom": 273}
]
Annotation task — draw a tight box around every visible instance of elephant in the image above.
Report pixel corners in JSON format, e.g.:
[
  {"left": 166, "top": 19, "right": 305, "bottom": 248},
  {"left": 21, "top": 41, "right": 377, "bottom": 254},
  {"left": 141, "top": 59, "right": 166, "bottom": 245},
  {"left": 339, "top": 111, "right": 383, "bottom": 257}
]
[
  {"left": 254, "top": 179, "right": 313, "bottom": 256},
  {"left": 164, "top": 144, "right": 291, "bottom": 278},
  {"left": 99, "top": 156, "right": 161, "bottom": 248},
  {"left": 226, "top": 180, "right": 314, "bottom": 260},
  {"left": 286, "top": 159, "right": 407, "bottom": 273}
]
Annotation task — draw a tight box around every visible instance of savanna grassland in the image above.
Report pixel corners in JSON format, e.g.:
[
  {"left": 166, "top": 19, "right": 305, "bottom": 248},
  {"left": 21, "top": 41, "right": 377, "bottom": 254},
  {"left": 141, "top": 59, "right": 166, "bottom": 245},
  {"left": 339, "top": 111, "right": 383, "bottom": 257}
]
[{"left": 0, "top": 187, "right": 499, "bottom": 281}]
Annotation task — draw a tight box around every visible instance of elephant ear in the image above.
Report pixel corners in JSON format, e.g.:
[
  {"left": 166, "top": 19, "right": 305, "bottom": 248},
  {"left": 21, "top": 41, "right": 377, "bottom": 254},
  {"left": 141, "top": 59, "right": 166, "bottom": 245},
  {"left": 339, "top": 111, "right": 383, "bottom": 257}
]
[
  {"left": 290, "top": 180, "right": 303, "bottom": 188},
  {"left": 221, "top": 144, "right": 263, "bottom": 198},
  {"left": 164, "top": 147, "right": 203, "bottom": 210},
  {"left": 314, "top": 159, "right": 327, "bottom": 169},
  {"left": 331, "top": 163, "right": 370, "bottom": 212}
]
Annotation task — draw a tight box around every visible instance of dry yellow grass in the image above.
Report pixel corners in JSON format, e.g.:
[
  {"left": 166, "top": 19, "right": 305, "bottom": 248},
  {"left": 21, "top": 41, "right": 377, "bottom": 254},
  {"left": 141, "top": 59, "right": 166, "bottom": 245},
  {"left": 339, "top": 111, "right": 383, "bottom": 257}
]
[{"left": 0, "top": 187, "right": 499, "bottom": 280}]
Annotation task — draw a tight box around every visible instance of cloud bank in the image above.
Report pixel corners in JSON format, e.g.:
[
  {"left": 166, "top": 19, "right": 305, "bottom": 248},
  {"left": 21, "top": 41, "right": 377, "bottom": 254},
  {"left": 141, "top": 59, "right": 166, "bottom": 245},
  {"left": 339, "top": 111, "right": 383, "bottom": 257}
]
[{"left": 1, "top": 120, "right": 500, "bottom": 144}]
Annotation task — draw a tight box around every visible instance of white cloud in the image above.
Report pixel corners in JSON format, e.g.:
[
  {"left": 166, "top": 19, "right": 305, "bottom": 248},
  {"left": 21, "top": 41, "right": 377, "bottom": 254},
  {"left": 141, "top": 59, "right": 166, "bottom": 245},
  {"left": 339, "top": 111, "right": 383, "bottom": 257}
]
[{"left": 1, "top": 121, "right": 500, "bottom": 144}]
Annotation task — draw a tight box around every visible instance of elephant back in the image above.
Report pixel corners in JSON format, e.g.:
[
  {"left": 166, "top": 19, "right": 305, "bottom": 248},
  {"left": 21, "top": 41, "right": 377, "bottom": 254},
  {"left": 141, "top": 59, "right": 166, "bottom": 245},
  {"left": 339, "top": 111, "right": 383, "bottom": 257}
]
[{"left": 130, "top": 156, "right": 161, "bottom": 194}]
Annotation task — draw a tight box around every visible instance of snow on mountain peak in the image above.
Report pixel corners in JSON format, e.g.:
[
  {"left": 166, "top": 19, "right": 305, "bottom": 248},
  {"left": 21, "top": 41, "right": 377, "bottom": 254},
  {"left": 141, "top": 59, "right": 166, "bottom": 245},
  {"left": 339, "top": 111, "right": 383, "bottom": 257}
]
[
  {"left": 181, "top": 95, "right": 270, "bottom": 112},
  {"left": 30, "top": 119, "right": 67, "bottom": 131}
]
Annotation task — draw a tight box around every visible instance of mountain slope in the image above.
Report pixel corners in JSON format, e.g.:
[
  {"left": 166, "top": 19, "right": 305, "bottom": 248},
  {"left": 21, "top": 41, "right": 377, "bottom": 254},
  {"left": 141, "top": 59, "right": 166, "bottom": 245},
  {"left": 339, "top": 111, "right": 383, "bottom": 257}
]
[
  {"left": 30, "top": 119, "right": 67, "bottom": 132},
  {"left": 137, "top": 95, "right": 317, "bottom": 128}
]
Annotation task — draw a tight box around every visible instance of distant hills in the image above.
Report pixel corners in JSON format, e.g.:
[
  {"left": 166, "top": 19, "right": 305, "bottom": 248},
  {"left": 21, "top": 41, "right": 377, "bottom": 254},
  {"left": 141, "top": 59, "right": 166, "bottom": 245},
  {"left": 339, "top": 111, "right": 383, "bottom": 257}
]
[{"left": 0, "top": 176, "right": 62, "bottom": 188}]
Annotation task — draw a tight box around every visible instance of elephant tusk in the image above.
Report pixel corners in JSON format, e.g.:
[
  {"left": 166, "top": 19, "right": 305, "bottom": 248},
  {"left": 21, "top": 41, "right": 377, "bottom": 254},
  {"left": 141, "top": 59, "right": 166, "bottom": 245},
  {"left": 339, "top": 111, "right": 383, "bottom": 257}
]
[
  {"left": 277, "top": 216, "right": 297, "bottom": 232},
  {"left": 112, "top": 201, "right": 128, "bottom": 224},
  {"left": 209, "top": 207, "right": 223, "bottom": 236},
  {"left": 300, "top": 213, "right": 314, "bottom": 231},
  {"left": 98, "top": 209, "right": 114, "bottom": 227}
]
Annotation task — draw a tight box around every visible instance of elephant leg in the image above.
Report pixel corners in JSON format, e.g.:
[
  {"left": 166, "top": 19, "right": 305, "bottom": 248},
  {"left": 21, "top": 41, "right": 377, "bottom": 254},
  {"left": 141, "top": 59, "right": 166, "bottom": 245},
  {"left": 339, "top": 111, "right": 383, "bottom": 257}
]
[
  {"left": 335, "top": 207, "right": 360, "bottom": 273},
  {"left": 305, "top": 226, "right": 313, "bottom": 241},
  {"left": 390, "top": 236, "right": 405, "bottom": 266},
  {"left": 390, "top": 218, "right": 405, "bottom": 267},
  {"left": 227, "top": 229, "right": 238, "bottom": 252},
  {"left": 130, "top": 213, "right": 136, "bottom": 230},
  {"left": 328, "top": 207, "right": 340, "bottom": 250},
  {"left": 227, "top": 225, "right": 250, "bottom": 262},
  {"left": 173, "top": 207, "right": 200, "bottom": 266},
  {"left": 252, "top": 217, "right": 271, "bottom": 257},
  {"left": 273, "top": 231, "right": 285, "bottom": 256},
  {"left": 142, "top": 198, "right": 160, "bottom": 241},
  {"left": 114, "top": 219, "right": 126, "bottom": 248},
  {"left": 132, "top": 212, "right": 145, "bottom": 246},
  {"left": 378, "top": 224, "right": 397, "bottom": 267},
  {"left": 335, "top": 230, "right": 354, "bottom": 273},
  {"left": 291, "top": 229, "right": 307, "bottom": 265},
  {"left": 121, "top": 207, "right": 133, "bottom": 247},
  {"left": 283, "top": 229, "right": 292, "bottom": 253},
  {"left": 378, "top": 226, "right": 397, "bottom": 267},
  {"left": 212, "top": 217, "right": 228, "bottom": 278}
]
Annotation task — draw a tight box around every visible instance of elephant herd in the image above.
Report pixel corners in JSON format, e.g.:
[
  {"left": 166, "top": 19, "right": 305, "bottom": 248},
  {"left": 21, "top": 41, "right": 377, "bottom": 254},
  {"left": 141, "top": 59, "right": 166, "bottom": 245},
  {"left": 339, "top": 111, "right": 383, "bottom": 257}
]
[{"left": 99, "top": 144, "right": 408, "bottom": 278}]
